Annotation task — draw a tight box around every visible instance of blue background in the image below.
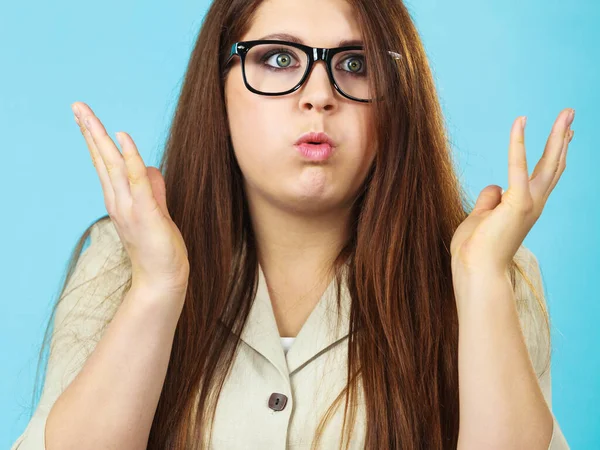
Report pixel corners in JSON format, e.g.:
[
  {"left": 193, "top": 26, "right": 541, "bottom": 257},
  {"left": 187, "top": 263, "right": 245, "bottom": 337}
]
[{"left": 2, "top": 0, "right": 598, "bottom": 448}]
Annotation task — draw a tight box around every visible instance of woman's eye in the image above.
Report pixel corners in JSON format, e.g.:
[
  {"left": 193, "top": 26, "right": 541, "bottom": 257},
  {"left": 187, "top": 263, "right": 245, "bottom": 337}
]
[
  {"left": 340, "top": 56, "right": 365, "bottom": 74},
  {"left": 266, "top": 52, "right": 296, "bottom": 68}
]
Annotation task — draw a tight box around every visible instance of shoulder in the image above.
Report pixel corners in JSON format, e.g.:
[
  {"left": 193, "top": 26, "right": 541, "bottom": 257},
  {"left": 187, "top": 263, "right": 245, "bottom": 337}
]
[
  {"left": 77, "top": 215, "right": 130, "bottom": 287},
  {"left": 75, "top": 216, "right": 128, "bottom": 273},
  {"left": 56, "top": 216, "right": 131, "bottom": 335},
  {"left": 512, "top": 244, "right": 551, "bottom": 378},
  {"left": 88, "top": 216, "right": 124, "bottom": 251}
]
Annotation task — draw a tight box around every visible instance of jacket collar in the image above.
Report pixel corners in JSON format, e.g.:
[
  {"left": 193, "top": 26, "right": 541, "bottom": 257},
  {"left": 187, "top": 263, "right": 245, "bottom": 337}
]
[{"left": 239, "top": 262, "right": 352, "bottom": 379}]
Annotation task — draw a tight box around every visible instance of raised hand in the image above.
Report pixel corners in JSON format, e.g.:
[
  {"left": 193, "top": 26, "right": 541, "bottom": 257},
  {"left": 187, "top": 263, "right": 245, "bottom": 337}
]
[
  {"left": 71, "top": 102, "right": 190, "bottom": 298},
  {"left": 450, "top": 108, "right": 576, "bottom": 277}
]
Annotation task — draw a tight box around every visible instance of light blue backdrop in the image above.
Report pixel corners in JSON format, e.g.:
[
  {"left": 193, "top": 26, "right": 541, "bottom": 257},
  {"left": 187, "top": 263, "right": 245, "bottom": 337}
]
[{"left": 2, "top": 0, "right": 598, "bottom": 448}]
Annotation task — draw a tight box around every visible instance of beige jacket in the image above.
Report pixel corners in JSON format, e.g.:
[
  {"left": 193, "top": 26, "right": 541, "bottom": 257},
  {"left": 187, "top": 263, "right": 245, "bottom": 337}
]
[{"left": 11, "top": 219, "right": 569, "bottom": 449}]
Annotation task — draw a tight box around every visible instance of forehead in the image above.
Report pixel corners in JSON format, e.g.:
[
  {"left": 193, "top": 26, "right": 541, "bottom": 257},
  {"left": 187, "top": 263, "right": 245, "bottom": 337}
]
[{"left": 242, "top": 0, "right": 362, "bottom": 48}]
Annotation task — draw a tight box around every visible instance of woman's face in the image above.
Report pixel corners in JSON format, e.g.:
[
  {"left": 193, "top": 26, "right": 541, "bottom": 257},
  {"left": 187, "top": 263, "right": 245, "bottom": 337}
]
[{"left": 224, "top": 0, "right": 376, "bottom": 215}]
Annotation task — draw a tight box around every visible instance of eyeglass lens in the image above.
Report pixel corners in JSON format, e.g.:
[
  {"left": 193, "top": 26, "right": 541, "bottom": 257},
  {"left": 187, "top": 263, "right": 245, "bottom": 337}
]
[{"left": 243, "top": 43, "right": 371, "bottom": 101}]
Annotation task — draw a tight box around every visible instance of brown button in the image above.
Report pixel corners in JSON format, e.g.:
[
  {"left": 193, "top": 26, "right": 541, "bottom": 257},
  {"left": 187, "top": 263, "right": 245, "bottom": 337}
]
[{"left": 268, "top": 393, "right": 288, "bottom": 411}]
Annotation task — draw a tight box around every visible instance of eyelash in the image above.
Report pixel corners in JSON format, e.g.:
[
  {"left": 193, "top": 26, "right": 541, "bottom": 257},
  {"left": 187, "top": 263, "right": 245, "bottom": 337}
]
[{"left": 258, "top": 48, "right": 367, "bottom": 78}]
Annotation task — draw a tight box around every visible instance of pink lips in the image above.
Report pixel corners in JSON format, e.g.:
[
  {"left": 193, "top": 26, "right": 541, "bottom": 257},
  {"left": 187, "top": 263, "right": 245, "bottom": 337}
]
[
  {"left": 294, "top": 143, "right": 334, "bottom": 161},
  {"left": 294, "top": 132, "right": 336, "bottom": 161}
]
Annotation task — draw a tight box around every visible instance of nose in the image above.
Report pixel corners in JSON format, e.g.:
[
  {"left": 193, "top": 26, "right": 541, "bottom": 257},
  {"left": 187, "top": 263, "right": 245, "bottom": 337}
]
[{"left": 298, "top": 60, "right": 337, "bottom": 112}]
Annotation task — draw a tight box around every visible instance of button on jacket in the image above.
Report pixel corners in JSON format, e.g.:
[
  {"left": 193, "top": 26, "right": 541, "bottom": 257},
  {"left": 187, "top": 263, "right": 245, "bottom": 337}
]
[{"left": 11, "top": 219, "right": 569, "bottom": 449}]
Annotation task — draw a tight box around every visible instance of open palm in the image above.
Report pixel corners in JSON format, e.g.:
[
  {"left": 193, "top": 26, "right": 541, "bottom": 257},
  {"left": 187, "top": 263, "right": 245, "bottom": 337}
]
[{"left": 450, "top": 108, "right": 575, "bottom": 276}]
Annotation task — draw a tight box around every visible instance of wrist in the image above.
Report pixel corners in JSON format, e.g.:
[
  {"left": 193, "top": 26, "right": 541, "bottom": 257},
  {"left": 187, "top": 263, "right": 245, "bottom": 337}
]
[
  {"left": 452, "top": 268, "right": 514, "bottom": 319},
  {"left": 126, "top": 281, "right": 188, "bottom": 320},
  {"left": 130, "top": 267, "right": 190, "bottom": 296}
]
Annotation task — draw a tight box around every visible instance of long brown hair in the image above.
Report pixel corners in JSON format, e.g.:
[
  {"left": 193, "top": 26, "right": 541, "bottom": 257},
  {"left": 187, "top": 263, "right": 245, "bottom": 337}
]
[{"left": 29, "top": 0, "right": 551, "bottom": 448}]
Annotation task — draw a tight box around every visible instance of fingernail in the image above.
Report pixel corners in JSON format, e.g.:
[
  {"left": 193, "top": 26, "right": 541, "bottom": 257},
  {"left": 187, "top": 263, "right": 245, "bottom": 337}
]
[
  {"left": 84, "top": 116, "right": 92, "bottom": 130},
  {"left": 116, "top": 132, "right": 125, "bottom": 147},
  {"left": 566, "top": 109, "right": 575, "bottom": 126},
  {"left": 71, "top": 104, "right": 81, "bottom": 118},
  {"left": 521, "top": 116, "right": 527, "bottom": 130}
]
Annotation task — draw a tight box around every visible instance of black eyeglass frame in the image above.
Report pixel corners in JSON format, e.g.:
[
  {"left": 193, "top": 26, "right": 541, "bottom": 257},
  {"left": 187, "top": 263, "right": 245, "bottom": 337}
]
[{"left": 225, "top": 39, "right": 402, "bottom": 103}]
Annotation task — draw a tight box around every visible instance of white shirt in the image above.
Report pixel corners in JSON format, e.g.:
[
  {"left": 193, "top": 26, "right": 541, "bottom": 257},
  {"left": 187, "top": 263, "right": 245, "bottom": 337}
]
[{"left": 280, "top": 337, "right": 296, "bottom": 354}]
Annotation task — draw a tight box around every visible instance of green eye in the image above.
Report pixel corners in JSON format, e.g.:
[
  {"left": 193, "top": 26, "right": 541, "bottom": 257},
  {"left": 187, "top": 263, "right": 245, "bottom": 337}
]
[
  {"left": 340, "top": 56, "right": 365, "bottom": 74},
  {"left": 346, "top": 58, "right": 362, "bottom": 72},
  {"left": 274, "top": 53, "right": 292, "bottom": 67},
  {"left": 261, "top": 50, "right": 297, "bottom": 69}
]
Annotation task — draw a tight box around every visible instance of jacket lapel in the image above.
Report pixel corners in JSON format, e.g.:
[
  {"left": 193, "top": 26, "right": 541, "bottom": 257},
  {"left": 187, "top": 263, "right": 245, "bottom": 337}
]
[
  {"left": 238, "top": 263, "right": 291, "bottom": 380},
  {"left": 239, "top": 263, "right": 352, "bottom": 378},
  {"left": 285, "top": 264, "right": 352, "bottom": 375}
]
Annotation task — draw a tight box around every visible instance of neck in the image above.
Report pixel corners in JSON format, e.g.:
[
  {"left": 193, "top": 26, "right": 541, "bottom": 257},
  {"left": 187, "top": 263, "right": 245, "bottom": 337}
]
[
  {"left": 250, "top": 200, "right": 350, "bottom": 282},
  {"left": 247, "top": 191, "right": 351, "bottom": 335}
]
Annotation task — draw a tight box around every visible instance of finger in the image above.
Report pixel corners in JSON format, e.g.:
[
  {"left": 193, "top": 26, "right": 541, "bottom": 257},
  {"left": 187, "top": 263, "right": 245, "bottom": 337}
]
[
  {"left": 72, "top": 102, "right": 116, "bottom": 212},
  {"left": 529, "top": 119, "right": 569, "bottom": 183},
  {"left": 115, "top": 132, "right": 161, "bottom": 215},
  {"left": 544, "top": 127, "right": 573, "bottom": 201},
  {"left": 471, "top": 185, "right": 502, "bottom": 216},
  {"left": 530, "top": 108, "right": 574, "bottom": 201},
  {"left": 507, "top": 116, "right": 530, "bottom": 195},
  {"left": 147, "top": 167, "right": 169, "bottom": 218},
  {"left": 82, "top": 111, "right": 133, "bottom": 214}
]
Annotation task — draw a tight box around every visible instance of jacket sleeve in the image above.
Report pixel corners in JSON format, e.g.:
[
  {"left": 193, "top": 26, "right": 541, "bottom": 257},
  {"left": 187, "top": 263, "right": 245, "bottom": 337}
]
[
  {"left": 10, "top": 219, "right": 130, "bottom": 450},
  {"left": 514, "top": 246, "right": 569, "bottom": 450}
]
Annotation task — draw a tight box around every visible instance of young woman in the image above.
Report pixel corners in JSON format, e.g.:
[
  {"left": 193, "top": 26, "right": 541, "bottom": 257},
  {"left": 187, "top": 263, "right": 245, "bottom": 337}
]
[{"left": 12, "top": 0, "right": 573, "bottom": 448}]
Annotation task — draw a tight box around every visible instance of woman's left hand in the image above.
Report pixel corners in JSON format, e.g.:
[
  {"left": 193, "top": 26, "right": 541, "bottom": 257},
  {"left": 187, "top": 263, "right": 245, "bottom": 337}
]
[{"left": 450, "top": 108, "right": 576, "bottom": 278}]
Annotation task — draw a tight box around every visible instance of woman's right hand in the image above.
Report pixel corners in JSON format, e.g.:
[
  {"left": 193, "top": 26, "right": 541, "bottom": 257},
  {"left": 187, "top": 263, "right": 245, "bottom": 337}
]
[{"left": 71, "top": 102, "right": 190, "bottom": 300}]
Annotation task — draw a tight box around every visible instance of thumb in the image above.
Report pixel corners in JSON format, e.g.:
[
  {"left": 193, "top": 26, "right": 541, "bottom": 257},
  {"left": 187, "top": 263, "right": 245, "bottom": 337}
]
[
  {"left": 471, "top": 184, "right": 503, "bottom": 216},
  {"left": 146, "top": 167, "right": 169, "bottom": 218}
]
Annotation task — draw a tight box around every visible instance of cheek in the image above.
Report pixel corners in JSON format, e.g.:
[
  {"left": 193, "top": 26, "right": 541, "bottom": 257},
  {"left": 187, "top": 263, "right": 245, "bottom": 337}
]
[
  {"left": 226, "top": 93, "right": 286, "bottom": 181},
  {"left": 226, "top": 78, "right": 295, "bottom": 161},
  {"left": 347, "top": 114, "right": 376, "bottom": 167}
]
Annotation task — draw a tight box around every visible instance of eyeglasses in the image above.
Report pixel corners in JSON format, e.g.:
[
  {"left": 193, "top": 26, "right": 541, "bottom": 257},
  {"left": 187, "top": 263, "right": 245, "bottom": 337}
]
[{"left": 224, "top": 39, "right": 402, "bottom": 103}]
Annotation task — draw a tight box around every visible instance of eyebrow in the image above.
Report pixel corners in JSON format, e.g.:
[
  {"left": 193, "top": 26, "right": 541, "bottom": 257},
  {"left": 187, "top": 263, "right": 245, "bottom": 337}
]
[{"left": 257, "top": 32, "right": 363, "bottom": 47}]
